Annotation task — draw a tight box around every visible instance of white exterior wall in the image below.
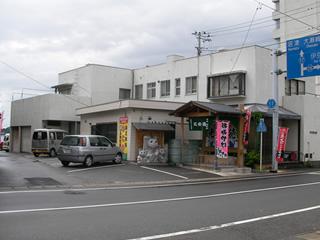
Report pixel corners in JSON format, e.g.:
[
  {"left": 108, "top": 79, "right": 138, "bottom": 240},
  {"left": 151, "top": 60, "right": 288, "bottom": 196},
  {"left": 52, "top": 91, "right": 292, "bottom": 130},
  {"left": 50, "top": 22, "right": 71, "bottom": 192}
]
[
  {"left": 78, "top": 100, "right": 183, "bottom": 161},
  {"left": 59, "top": 64, "right": 133, "bottom": 105},
  {"left": 283, "top": 95, "right": 320, "bottom": 160},
  {"left": 134, "top": 46, "right": 273, "bottom": 105},
  {"left": 273, "top": 0, "right": 320, "bottom": 49}
]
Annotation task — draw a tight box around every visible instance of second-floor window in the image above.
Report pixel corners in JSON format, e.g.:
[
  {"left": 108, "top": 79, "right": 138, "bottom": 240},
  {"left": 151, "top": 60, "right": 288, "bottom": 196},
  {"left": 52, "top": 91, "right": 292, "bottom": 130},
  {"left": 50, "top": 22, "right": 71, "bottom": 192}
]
[
  {"left": 147, "top": 82, "right": 156, "bottom": 98},
  {"left": 161, "top": 80, "right": 170, "bottom": 97},
  {"left": 175, "top": 78, "right": 181, "bottom": 96},
  {"left": 119, "top": 88, "right": 131, "bottom": 100},
  {"left": 135, "top": 84, "right": 143, "bottom": 99},
  {"left": 207, "top": 72, "right": 245, "bottom": 98},
  {"left": 186, "top": 76, "right": 197, "bottom": 94},
  {"left": 285, "top": 78, "right": 305, "bottom": 96}
]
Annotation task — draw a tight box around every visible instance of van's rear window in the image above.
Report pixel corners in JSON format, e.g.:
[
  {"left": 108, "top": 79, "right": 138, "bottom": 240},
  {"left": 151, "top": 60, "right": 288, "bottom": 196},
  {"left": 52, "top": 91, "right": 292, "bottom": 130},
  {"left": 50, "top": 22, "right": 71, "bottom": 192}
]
[
  {"left": 33, "top": 132, "right": 47, "bottom": 140},
  {"left": 60, "top": 136, "right": 86, "bottom": 146}
]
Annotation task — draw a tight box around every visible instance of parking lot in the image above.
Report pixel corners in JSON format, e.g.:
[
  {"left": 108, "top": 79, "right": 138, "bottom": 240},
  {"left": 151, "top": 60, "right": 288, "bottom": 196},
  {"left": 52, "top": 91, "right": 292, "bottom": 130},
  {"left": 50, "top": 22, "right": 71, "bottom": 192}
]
[{"left": 0, "top": 151, "right": 221, "bottom": 188}]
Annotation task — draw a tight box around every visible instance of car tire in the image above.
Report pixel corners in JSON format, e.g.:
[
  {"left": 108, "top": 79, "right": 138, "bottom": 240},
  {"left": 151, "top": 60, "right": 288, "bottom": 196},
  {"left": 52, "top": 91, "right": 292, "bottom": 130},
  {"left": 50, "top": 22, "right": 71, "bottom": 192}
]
[
  {"left": 83, "top": 156, "right": 93, "bottom": 167},
  {"left": 113, "top": 153, "right": 122, "bottom": 164},
  {"left": 33, "top": 153, "right": 39, "bottom": 157},
  {"left": 49, "top": 149, "right": 56, "bottom": 157},
  {"left": 61, "top": 161, "right": 70, "bottom": 167}
]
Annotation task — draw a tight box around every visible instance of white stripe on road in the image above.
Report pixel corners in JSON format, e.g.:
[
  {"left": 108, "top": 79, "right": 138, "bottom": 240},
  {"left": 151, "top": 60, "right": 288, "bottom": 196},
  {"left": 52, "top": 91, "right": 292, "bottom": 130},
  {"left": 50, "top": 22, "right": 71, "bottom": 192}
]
[
  {"left": 68, "top": 164, "right": 125, "bottom": 173},
  {"left": 141, "top": 166, "right": 188, "bottom": 179},
  {"left": 1, "top": 181, "right": 319, "bottom": 214},
  {"left": 126, "top": 205, "right": 320, "bottom": 240}
]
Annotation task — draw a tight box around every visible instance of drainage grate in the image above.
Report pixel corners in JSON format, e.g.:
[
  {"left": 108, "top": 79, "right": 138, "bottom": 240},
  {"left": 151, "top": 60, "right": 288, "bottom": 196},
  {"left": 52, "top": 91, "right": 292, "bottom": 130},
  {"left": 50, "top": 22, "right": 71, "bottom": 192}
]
[{"left": 25, "top": 177, "right": 62, "bottom": 186}]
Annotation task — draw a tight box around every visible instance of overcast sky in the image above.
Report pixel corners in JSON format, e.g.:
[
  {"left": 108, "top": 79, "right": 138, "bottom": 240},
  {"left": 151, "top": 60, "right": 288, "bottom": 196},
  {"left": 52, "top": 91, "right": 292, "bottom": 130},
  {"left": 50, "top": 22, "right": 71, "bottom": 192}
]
[{"left": 0, "top": 0, "right": 275, "bottom": 128}]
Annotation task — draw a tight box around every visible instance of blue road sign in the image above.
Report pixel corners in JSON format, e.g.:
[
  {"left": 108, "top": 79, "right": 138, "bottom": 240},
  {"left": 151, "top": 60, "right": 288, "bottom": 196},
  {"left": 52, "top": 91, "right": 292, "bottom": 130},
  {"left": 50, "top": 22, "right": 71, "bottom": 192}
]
[
  {"left": 257, "top": 119, "right": 267, "bottom": 132},
  {"left": 267, "top": 99, "right": 276, "bottom": 109},
  {"left": 287, "top": 34, "right": 320, "bottom": 79}
]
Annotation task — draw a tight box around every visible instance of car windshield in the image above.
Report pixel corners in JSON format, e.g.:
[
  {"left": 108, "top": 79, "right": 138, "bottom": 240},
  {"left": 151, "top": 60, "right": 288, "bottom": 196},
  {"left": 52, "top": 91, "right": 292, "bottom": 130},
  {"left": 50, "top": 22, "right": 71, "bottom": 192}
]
[{"left": 60, "top": 136, "right": 86, "bottom": 146}]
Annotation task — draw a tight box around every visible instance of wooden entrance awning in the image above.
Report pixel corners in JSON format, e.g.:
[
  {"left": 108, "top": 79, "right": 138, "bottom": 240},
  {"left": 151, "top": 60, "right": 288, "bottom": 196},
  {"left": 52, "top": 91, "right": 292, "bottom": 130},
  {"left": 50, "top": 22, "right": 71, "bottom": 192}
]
[
  {"left": 170, "top": 101, "right": 246, "bottom": 168},
  {"left": 169, "top": 101, "right": 246, "bottom": 117}
]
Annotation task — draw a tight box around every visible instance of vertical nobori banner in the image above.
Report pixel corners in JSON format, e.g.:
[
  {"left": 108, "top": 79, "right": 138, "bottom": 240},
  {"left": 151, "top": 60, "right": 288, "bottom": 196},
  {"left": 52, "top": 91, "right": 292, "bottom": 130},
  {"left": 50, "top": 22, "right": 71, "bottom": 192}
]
[
  {"left": 276, "top": 127, "right": 289, "bottom": 162},
  {"left": 216, "top": 121, "right": 229, "bottom": 158},
  {"left": 0, "top": 111, "right": 4, "bottom": 137},
  {"left": 243, "top": 109, "right": 252, "bottom": 145},
  {"left": 119, "top": 117, "right": 128, "bottom": 160}
]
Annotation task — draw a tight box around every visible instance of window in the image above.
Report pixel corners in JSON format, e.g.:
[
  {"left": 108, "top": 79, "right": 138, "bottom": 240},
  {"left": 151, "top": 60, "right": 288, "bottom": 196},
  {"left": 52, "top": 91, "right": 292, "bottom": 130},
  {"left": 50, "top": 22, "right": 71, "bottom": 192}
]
[
  {"left": 186, "top": 76, "right": 197, "bottom": 94},
  {"left": 56, "top": 132, "right": 65, "bottom": 140},
  {"left": 135, "top": 84, "right": 143, "bottom": 99},
  {"left": 91, "top": 122, "right": 117, "bottom": 143},
  {"left": 33, "top": 131, "right": 47, "bottom": 140},
  {"left": 119, "top": 88, "right": 131, "bottom": 100},
  {"left": 285, "top": 79, "right": 305, "bottom": 96},
  {"left": 147, "top": 82, "right": 156, "bottom": 98},
  {"left": 161, "top": 80, "right": 170, "bottom": 97},
  {"left": 175, "top": 78, "right": 181, "bottom": 96},
  {"left": 207, "top": 72, "right": 245, "bottom": 98}
]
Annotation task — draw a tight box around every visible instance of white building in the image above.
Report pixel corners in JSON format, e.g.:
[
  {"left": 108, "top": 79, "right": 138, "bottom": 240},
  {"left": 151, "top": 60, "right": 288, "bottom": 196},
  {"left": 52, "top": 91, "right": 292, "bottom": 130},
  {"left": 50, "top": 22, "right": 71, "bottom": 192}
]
[{"left": 10, "top": 0, "right": 320, "bottom": 164}]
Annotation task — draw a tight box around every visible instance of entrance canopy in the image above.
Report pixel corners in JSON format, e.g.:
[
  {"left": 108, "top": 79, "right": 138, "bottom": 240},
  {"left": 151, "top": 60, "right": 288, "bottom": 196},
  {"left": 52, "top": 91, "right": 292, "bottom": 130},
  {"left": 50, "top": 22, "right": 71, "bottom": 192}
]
[
  {"left": 170, "top": 101, "right": 246, "bottom": 117},
  {"left": 244, "top": 104, "right": 301, "bottom": 120},
  {"left": 170, "top": 101, "right": 246, "bottom": 168},
  {"left": 133, "top": 123, "right": 175, "bottom": 131}
]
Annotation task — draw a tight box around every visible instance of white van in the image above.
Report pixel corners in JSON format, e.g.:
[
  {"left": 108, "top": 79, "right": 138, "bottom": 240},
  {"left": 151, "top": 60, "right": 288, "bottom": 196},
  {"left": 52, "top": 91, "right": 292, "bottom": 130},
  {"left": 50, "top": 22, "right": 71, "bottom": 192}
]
[
  {"left": 32, "top": 129, "right": 68, "bottom": 157},
  {"left": 3, "top": 133, "right": 10, "bottom": 152}
]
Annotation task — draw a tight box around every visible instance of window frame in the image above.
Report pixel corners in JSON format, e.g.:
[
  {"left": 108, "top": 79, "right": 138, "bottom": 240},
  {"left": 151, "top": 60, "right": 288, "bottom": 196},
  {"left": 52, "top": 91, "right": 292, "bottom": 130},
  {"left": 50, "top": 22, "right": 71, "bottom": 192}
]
[
  {"left": 119, "top": 88, "right": 131, "bottom": 100},
  {"left": 135, "top": 84, "right": 143, "bottom": 99},
  {"left": 207, "top": 72, "right": 246, "bottom": 99},
  {"left": 175, "top": 78, "right": 181, "bottom": 96},
  {"left": 160, "top": 80, "right": 170, "bottom": 97},
  {"left": 285, "top": 78, "right": 305, "bottom": 96},
  {"left": 147, "top": 82, "right": 156, "bottom": 99},
  {"left": 186, "top": 76, "right": 197, "bottom": 95}
]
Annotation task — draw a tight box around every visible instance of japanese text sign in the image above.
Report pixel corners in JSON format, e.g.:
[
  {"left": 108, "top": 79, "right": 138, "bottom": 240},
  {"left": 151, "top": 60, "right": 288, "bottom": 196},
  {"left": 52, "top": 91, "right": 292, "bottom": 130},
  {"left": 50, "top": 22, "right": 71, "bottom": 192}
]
[{"left": 216, "top": 121, "right": 229, "bottom": 158}]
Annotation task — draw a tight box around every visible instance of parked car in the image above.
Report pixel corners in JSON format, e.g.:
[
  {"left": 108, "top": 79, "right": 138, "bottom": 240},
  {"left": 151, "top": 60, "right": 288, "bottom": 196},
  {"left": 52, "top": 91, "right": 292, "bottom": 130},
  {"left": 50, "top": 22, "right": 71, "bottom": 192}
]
[
  {"left": 57, "top": 135, "right": 123, "bottom": 167},
  {"left": 2, "top": 133, "right": 10, "bottom": 152},
  {"left": 32, "top": 129, "right": 68, "bottom": 157}
]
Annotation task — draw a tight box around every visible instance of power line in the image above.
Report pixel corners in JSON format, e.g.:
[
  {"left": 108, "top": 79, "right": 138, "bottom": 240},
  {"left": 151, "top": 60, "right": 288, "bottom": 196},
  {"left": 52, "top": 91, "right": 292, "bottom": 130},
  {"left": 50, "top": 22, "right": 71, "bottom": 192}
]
[{"left": 0, "top": 59, "right": 90, "bottom": 107}]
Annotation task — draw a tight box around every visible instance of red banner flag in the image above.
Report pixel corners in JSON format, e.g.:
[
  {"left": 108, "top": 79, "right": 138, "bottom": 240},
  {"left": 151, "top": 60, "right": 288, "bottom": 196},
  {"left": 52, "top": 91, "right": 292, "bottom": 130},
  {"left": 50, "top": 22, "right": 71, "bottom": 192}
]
[
  {"left": 0, "top": 111, "right": 4, "bottom": 138},
  {"left": 216, "top": 121, "right": 229, "bottom": 158},
  {"left": 243, "top": 109, "right": 251, "bottom": 145},
  {"left": 276, "top": 127, "right": 289, "bottom": 162}
]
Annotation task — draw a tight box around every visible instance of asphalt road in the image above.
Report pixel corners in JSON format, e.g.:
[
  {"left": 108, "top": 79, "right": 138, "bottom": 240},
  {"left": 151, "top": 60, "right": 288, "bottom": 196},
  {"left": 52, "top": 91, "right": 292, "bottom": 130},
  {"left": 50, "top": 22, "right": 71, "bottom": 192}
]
[
  {"left": 0, "top": 152, "right": 221, "bottom": 188},
  {"left": 0, "top": 152, "right": 320, "bottom": 240}
]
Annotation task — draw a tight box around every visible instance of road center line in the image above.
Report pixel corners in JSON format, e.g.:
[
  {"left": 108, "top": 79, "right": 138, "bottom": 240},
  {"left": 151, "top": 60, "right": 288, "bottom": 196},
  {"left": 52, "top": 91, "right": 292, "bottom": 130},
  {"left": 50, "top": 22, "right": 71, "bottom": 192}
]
[
  {"left": 126, "top": 205, "right": 320, "bottom": 240},
  {"left": 68, "top": 164, "right": 125, "bottom": 173},
  {"left": 141, "top": 166, "right": 188, "bottom": 179},
  {"left": 1, "top": 181, "right": 319, "bottom": 214}
]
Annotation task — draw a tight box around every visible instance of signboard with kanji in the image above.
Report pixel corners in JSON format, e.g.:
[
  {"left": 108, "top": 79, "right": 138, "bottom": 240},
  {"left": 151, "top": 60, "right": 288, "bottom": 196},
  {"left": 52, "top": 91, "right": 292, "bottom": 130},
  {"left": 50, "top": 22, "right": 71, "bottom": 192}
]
[
  {"left": 287, "top": 34, "right": 320, "bottom": 79},
  {"left": 216, "top": 121, "right": 229, "bottom": 158},
  {"left": 119, "top": 116, "right": 128, "bottom": 160}
]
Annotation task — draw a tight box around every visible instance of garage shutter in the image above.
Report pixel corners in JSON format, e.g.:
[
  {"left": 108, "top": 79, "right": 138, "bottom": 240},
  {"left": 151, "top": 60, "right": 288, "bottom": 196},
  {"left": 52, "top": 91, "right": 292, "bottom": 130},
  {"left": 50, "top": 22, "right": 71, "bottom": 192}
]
[{"left": 21, "top": 126, "right": 31, "bottom": 153}]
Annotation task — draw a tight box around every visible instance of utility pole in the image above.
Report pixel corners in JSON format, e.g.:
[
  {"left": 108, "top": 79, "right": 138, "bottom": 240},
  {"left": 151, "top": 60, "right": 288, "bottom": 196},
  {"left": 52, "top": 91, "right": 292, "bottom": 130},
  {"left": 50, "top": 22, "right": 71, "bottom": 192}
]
[
  {"left": 192, "top": 31, "right": 212, "bottom": 56},
  {"left": 271, "top": 49, "right": 286, "bottom": 173}
]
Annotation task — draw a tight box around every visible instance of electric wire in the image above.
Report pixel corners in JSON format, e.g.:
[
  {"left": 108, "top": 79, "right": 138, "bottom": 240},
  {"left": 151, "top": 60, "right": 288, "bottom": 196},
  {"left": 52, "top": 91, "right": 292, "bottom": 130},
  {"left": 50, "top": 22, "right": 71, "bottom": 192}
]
[{"left": 0, "top": 59, "right": 90, "bottom": 107}]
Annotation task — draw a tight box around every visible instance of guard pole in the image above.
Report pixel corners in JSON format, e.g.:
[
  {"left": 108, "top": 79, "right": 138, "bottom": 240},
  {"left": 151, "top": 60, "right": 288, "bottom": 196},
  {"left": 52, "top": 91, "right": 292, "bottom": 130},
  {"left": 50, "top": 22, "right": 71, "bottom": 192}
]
[{"left": 260, "top": 132, "right": 263, "bottom": 171}]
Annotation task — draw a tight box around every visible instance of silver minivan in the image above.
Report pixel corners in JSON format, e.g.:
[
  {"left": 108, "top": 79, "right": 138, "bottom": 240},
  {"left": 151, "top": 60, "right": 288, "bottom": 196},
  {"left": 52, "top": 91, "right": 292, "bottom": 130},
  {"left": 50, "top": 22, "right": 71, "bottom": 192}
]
[
  {"left": 57, "top": 135, "right": 123, "bottom": 167},
  {"left": 32, "top": 129, "right": 69, "bottom": 157}
]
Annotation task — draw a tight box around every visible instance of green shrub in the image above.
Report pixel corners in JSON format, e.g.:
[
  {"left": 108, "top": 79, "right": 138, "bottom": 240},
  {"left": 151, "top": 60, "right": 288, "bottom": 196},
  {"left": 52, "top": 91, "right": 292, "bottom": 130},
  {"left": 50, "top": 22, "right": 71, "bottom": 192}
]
[
  {"left": 306, "top": 160, "right": 313, "bottom": 168},
  {"left": 245, "top": 150, "right": 260, "bottom": 168}
]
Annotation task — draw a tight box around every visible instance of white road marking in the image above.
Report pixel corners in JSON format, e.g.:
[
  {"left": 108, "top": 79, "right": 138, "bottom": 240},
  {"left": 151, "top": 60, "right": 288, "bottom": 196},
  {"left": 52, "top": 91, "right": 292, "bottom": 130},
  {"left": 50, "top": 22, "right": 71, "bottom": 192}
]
[
  {"left": 141, "top": 166, "right": 188, "bottom": 179},
  {"left": 126, "top": 205, "right": 320, "bottom": 240},
  {"left": 68, "top": 164, "right": 125, "bottom": 173},
  {"left": 1, "top": 181, "right": 319, "bottom": 214},
  {"left": 0, "top": 171, "right": 319, "bottom": 194}
]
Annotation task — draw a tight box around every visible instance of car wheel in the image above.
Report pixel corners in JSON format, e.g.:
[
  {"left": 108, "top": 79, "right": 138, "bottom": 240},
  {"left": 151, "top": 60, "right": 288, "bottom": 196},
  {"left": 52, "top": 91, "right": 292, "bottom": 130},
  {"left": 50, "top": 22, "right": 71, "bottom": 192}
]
[
  {"left": 61, "top": 161, "right": 70, "bottom": 167},
  {"left": 49, "top": 149, "right": 56, "bottom": 157},
  {"left": 33, "top": 153, "right": 39, "bottom": 157},
  {"left": 83, "top": 156, "right": 93, "bottom": 167},
  {"left": 5, "top": 150, "right": 9, "bottom": 152},
  {"left": 113, "top": 153, "right": 122, "bottom": 164}
]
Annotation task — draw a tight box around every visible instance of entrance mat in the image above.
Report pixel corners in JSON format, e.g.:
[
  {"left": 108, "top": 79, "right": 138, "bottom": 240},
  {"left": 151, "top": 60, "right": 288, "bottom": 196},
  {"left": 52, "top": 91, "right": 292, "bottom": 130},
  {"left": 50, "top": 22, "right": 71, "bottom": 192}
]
[{"left": 25, "top": 177, "right": 62, "bottom": 186}]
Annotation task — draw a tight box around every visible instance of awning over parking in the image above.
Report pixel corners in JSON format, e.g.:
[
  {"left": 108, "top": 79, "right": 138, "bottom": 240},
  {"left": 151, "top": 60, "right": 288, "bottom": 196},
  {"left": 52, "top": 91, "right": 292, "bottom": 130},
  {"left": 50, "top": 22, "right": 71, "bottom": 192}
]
[
  {"left": 133, "top": 123, "right": 175, "bottom": 131},
  {"left": 244, "top": 104, "right": 301, "bottom": 120}
]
